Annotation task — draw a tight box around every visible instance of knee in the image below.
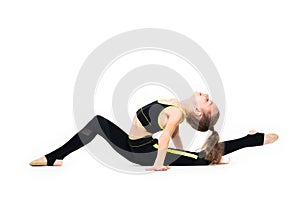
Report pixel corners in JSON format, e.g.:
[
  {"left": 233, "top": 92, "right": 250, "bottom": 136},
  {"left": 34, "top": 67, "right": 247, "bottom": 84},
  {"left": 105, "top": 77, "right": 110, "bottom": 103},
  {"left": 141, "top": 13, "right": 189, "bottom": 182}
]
[
  {"left": 94, "top": 115, "right": 100, "bottom": 119},
  {"left": 93, "top": 115, "right": 108, "bottom": 124},
  {"left": 94, "top": 115, "right": 104, "bottom": 121}
]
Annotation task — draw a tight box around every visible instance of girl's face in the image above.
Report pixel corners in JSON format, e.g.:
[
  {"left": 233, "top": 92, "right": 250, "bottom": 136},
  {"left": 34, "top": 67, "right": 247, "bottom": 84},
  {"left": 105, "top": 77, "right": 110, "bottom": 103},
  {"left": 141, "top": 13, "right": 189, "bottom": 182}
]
[
  {"left": 191, "top": 91, "right": 220, "bottom": 128},
  {"left": 193, "top": 91, "right": 219, "bottom": 120},
  {"left": 194, "top": 91, "right": 214, "bottom": 114}
]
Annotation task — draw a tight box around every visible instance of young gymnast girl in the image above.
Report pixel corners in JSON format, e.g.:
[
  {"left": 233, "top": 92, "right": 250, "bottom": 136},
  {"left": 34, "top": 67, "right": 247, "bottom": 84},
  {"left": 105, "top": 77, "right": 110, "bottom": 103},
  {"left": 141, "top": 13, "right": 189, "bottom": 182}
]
[{"left": 30, "top": 91, "right": 278, "bottom": 171}]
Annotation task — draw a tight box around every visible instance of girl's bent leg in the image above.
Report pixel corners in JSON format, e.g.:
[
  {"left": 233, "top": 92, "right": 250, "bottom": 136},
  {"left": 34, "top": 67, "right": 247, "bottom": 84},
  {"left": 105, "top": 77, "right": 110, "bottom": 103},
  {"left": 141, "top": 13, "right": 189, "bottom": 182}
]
[{"left": 41, "top": 115, "right": 133, "bottom": 166}]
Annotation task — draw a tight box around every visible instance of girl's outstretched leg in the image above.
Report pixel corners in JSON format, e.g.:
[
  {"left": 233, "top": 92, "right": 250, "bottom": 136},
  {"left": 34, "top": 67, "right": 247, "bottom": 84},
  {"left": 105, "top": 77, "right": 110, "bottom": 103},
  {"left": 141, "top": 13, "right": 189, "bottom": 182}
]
[
  {"left": 222, "top": 131, "right": 279, "bottom": 156},
  {"left": 208, "top": 131, "right": 278, "bottom": 164},
  {"left": 193, "top": 131, "right": 278, "bottom": 165}
]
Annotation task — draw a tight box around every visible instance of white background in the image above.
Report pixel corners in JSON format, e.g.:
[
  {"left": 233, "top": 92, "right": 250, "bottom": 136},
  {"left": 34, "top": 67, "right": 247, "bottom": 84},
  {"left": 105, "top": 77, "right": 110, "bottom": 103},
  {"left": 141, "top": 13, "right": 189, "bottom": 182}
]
[{"left": 1, "top": 0, "right": 299, "bottom": 200}]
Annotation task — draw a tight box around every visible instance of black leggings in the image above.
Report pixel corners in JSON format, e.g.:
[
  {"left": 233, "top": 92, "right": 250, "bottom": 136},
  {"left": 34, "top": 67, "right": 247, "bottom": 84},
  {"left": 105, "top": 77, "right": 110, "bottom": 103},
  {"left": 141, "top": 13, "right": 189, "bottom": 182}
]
[{"left": 45, "top": 115, "right": 264, "bottom": 166}]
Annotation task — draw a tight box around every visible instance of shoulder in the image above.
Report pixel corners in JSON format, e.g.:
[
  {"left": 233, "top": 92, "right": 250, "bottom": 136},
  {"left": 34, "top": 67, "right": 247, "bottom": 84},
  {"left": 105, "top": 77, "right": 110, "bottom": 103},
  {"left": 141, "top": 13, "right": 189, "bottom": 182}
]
[
  {"left": 164, "top": 106, "right": 183, "bottom": 125},
  {"left": 158, "top": 98, "right": 180, "bottom": 105}
]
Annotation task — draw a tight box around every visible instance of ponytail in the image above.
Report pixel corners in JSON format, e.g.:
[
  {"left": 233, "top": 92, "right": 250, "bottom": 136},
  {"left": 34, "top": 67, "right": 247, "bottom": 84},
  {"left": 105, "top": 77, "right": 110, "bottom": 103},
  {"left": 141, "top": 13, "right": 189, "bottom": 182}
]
[{"left": 201, "top": 128, "right": 224, "bottom": 164}]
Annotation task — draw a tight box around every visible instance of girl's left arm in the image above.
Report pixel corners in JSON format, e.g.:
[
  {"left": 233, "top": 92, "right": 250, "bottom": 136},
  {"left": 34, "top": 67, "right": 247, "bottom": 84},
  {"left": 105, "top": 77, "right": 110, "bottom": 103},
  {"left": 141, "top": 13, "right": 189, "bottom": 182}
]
[{"left": 146, "top": 119, "right": 180, "bottom": 171}]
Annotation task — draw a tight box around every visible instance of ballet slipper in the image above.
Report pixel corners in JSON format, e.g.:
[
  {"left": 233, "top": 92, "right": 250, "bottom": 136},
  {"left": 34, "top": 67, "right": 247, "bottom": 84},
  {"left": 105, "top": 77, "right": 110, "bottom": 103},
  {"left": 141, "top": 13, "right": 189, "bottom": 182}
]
[
  {"left": 248, "top": 130, "right": 279, "bottom": 145},
  {"left": 29, "top": 156, "right": 63, "bottom": 166}
]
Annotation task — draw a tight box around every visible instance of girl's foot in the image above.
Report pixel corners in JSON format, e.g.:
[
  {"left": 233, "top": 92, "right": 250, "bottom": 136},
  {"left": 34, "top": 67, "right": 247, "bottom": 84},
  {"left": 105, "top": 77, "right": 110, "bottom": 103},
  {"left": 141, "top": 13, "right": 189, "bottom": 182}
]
[
  {"left": 29, "top": 156, "right": 63, "bottom": 166},
  {"left": 263, "top": 133, "right": 279, "bottom": 145},
  {"left": 248, "top": 130, "right": 279, "bottom": 145}
]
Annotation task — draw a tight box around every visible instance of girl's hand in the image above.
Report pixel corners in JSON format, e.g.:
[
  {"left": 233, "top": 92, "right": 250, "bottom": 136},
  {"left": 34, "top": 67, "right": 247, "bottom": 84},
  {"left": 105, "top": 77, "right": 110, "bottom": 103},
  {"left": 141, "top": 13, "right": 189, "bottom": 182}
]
[{"left": 146, "top": 165, "right": 171, "bottom": 171}]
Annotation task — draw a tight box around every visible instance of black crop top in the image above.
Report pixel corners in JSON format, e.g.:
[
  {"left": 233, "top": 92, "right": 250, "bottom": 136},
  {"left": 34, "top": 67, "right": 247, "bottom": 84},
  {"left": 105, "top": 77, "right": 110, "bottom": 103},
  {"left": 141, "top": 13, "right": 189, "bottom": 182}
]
[{"left": 136, "top": 99, "right": 186, "bottom": 134}]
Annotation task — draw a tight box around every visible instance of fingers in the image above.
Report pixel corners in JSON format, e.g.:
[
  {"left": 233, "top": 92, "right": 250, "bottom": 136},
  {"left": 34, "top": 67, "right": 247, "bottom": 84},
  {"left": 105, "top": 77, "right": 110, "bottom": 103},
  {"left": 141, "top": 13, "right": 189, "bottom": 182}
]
[
  {"left": 218, "top": 157, "right": 230, "bottom": 165},
  {"left": 145, "top": 166, "right": 171, "bottom": 171}
]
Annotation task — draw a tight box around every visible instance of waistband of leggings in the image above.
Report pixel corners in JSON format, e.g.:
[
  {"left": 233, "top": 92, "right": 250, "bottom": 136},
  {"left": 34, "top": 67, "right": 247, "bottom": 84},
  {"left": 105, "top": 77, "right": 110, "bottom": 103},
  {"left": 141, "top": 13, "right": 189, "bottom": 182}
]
[{"left": 128, "top": 136, "right": 157, "bottom": 147}]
